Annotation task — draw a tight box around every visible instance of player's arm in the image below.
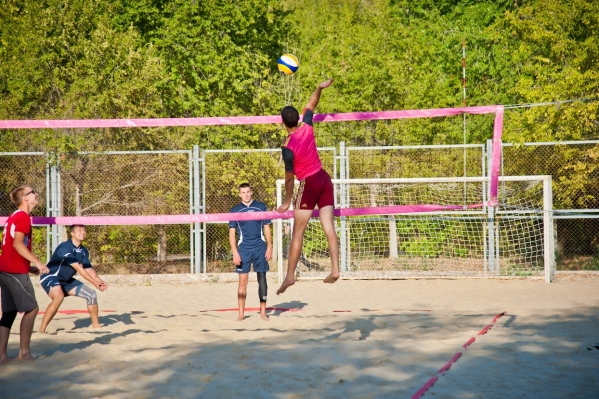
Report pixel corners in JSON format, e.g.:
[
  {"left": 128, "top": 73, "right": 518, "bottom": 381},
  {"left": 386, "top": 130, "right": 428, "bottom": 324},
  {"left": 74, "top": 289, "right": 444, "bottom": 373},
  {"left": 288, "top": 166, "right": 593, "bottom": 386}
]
[
  {"left": 277, "top": 170, "right": 295, "bottom": 213},
  {"left": 229, "top": 227, "right": 241, "bottom": 265},
  {"left": 86, "top": 267, "right": 108, "bottom": 292},
  {"left": 304, "top": 78, "right": 334, "bottom": 111},
  {"left": 263, "top": 224, "right": 272, "bottom": 261},
  {"left": 70, "top": 262, "right": 104, "bottom": 291},
  {"left": 277, "top": 146, "right": 295, "bottom": 213},
  {"left": 12, "top": 231, "right": 48, "bottom": 274}
]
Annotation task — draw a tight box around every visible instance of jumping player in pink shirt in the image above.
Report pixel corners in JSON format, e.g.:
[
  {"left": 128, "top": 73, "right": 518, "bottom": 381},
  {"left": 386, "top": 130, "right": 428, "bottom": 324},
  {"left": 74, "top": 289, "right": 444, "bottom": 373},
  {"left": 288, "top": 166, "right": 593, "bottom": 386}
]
[{"left": 276, "top": 79, "right": 339, "bottom": 294}]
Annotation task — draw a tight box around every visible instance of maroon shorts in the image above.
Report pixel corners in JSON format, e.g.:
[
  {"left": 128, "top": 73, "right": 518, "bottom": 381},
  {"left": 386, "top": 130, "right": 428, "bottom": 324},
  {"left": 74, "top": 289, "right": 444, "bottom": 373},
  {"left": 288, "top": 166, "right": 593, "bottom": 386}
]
[{"left": 294, "top": 169, "right": 334, "bottom": 210}]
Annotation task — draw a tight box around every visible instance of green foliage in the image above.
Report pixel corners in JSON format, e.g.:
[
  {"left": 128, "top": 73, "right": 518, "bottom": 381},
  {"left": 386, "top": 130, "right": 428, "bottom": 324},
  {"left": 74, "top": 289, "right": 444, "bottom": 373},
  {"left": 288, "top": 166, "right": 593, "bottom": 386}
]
[
  {"left": 2, "top": 0, "right": 597, "bottom": 151},
  {"left": 31, "top": 227, "right": 48, "bottom": 263},
  {"left": 1, "top": 0, "right": 599, "bottom": 271},
  {"left": 92, "top": 224, "right": 188, "bottom": 264}
]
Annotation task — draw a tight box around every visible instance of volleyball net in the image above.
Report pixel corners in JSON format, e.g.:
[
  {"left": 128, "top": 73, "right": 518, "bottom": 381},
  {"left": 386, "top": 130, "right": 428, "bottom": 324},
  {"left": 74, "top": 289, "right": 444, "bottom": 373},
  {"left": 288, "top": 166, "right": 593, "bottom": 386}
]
[{"left": 0, "top": 105, "right": 555, "bottom": 281}]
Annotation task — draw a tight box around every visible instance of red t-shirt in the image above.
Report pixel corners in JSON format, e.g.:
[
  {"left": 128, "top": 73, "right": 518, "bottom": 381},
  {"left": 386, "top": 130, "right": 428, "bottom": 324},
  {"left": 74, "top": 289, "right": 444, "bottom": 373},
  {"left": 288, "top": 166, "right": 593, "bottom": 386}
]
[{"left": 0, "top": 210, "right": 32, "bottom": 274}]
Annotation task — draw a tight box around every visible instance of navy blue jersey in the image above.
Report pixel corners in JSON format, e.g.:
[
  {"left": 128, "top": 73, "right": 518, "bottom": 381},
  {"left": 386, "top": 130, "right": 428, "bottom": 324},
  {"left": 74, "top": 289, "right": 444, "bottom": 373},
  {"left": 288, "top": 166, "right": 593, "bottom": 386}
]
[
  {"left": 41, "top": 239, "right": 92, "bottom": 283},
  {"left": 228, "top": 200, "right": 272, "bottom": 249}
]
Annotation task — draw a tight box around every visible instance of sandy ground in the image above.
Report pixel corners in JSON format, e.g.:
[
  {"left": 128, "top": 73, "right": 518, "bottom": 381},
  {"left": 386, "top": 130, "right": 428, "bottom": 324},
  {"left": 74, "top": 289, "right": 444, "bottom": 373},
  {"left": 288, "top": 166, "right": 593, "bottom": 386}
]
[{"left": 1, "top": 274, "right": 598, "bottom": 398}]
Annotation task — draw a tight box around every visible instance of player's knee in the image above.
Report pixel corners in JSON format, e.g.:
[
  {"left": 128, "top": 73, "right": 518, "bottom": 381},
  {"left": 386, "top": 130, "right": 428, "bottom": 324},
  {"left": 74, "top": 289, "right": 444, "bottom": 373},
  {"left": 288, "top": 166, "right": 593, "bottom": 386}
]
[
  {"left": 52, "top": 292, "right": 65, "bottom": 304},
  {"left": 85, "top": 288, "right": 98, "bottom": 306},
  {"left": 258, "top": 272, "right": 267, "bottom": 303},
  {"left": 0, "top": 311, "right": 18, "bottom": 329},
  {"left": 47, "top": 286, "right": 65, "bottom": 303},
  {"left": 321, "top": 223, "right": 337, "bottom": 237},
  {"left": 76, "top": 285, "right": 98, "bottom": 306}
]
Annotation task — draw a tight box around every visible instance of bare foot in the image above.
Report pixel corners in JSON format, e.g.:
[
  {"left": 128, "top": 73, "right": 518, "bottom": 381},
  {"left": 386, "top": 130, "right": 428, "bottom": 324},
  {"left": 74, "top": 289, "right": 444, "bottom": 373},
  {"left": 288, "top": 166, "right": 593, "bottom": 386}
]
[
  {"left": 236, "top": 315, "right": 245, "bottom": 321},
  {"left": 17, "top": 354, "right": 36, "bottom": 361},
  {"left": 260, "top": 314, "right": 270, "bottom": 321},
  {"left": 323, "top": 273, "right": 340, "bottom": 284},
  {"left": 91, "top": 324, "right": 102, "bottom": 329},
  {"left": 0, "top": 356, "right": 10, "bottom": 364},
  {"left": 276, "top": 278, "right": 296, "bottom": 295}
]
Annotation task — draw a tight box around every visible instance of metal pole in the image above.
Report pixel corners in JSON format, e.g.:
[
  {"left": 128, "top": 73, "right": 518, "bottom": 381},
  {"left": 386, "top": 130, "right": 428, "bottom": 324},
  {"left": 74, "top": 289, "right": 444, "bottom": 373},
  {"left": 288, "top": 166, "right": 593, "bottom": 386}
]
[
  {"left": 45, "top": 157, "right": 51, "bottom": 261},
  {"left": 56, "top": 161, "right": 62, "bottom": 248},
  {"left": 339, "top": 142, "right": 347, "bottom": 272},
  {"left": 46, "top": 156, "right": 61, "bottom": 257},
  {"left": 543, "top": 175, "right": 554, "bottom": 282},
  {"left": 462, "top": 38, "right": 468, "bottom": 207},
  {"left": 486, "top": 139, "right": 495, "bottom": 272},
  {"left": 277, "top": 181, "right": 283, "bottom": 283},
  {"left": 201, "top": 149, "right": 206, "bottom": 274},
  {"left": 193, "top": 146, "right": 202, "bottom": 273},
  {"left": 189, "top": 148, "right": 195, "bottom": 273}
]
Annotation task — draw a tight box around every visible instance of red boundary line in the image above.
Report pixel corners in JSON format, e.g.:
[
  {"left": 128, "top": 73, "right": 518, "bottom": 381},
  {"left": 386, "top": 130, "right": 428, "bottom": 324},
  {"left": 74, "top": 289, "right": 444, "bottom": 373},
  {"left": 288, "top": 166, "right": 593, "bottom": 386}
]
[
  {"left": 411, "top": 311, "right": 507, "bottom": 399},
  {"left": 199, "top": 307, "right": 302, "bottom": 313},
  {"left": 37, "top": 310, "right": 116, "bottom": 315}
]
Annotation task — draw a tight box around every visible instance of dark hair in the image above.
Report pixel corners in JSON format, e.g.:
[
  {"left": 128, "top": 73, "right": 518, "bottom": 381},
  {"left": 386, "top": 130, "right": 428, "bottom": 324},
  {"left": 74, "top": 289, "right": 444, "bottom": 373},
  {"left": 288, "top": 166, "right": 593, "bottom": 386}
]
[
  {"left": 238, "top": 183, "right": 251, "bottom": 190},
  {"left": 70, "top": 224, "right": 85, "bottom": 231},
  {"left": 281, "top": 106, "right": 300, "bottom": 128},
  {"left": 10, "top": 185, "right": 29, "bottom": 206}
]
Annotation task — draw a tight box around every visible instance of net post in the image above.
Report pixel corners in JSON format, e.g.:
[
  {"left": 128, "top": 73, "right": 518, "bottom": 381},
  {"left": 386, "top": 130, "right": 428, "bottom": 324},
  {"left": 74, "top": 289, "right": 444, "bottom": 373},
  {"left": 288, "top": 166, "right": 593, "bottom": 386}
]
[
  {"left": 486, "top": 139, "right": 496, "bottom": 273},
  {"left": 543, "top": 175, "right": 555, "bottom": 282},
  {"left": 487, "top": 206, "right": 496, "bottom": 273}
]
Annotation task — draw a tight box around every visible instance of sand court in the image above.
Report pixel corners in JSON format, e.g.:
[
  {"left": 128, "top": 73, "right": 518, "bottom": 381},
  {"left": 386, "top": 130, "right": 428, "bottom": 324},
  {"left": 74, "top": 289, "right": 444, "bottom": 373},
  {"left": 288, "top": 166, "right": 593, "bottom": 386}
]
[{"left": 1, "top": 275, "right": 598, "bottom": 398}]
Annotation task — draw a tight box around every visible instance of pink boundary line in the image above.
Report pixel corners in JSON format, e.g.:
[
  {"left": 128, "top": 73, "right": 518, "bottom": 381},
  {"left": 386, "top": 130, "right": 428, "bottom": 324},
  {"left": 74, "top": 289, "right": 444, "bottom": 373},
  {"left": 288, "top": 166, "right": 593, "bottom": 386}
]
[
  {"left": 0, "top": 203, "right": 486, "bottom": 226},
  {"left": 411, "top": 311, "right": 507, "bottom": 399}
]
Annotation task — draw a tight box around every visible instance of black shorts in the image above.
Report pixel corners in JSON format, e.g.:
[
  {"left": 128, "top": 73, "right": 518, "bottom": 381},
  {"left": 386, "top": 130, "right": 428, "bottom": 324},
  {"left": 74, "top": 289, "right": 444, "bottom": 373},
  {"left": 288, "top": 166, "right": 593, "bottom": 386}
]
[{"left": 0, "top": 272, "right": 39, "bottom": 313}]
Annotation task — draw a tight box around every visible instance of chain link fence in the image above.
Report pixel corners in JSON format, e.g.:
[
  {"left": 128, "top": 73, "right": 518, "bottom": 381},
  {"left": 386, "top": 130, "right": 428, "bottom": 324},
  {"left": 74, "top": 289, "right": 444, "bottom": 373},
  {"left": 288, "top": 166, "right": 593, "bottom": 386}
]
[
  {"left": 60, "top": 151, "right": 192, "bottom": 274},
  {"left": 502, "top": 142, "right": 599, "bottom": 270},
  {"left": 0, "top": 152, "right": 49, "bottom": 261},
  {"left": 0, "top": 151, "right": 193, "bottom": 274},
  {"left": 1, "top": 141, "right": 597, "bottom": 274},
  {"left": 202, "top": 148, "right": 336, "bottom": 274}
]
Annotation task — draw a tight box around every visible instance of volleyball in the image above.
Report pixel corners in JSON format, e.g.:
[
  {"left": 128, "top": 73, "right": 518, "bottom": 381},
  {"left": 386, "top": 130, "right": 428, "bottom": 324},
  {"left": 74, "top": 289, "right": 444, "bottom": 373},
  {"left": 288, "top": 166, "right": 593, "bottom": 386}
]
[{"left": 277, "top": 54, "right": 299, "bottom": 75}]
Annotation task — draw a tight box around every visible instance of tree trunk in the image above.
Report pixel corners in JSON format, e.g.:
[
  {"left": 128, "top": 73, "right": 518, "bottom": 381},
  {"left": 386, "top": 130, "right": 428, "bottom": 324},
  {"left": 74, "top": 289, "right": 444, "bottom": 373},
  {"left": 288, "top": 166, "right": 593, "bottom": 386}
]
[{"left": 157, "top": 225, "right": 167, "bottom": 262}]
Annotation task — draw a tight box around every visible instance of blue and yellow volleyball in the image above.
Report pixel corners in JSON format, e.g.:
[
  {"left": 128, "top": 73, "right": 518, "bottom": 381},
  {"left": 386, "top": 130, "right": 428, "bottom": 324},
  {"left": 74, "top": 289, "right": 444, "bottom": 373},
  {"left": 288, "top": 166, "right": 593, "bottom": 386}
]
[{"left": 277, "top": 54, "right": 299, "bottom": 75}]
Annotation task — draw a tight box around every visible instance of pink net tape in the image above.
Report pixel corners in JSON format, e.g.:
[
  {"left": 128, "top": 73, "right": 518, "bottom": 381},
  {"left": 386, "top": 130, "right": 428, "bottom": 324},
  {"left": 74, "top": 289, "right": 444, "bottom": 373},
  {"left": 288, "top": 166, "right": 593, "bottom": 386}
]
[
  {"left": 0, "top": 105, "right": 503, "bottom": 224},
  {"left": 0, "top": 105, "right": 502, "bottom": 128},
  {"left": 0, "top": 203, "right": 485, "bottom": 226}
]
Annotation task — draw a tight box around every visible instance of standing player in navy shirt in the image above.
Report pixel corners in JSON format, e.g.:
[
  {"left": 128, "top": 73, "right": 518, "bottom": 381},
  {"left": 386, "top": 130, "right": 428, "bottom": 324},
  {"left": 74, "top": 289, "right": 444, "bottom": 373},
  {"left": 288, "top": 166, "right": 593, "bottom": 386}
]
[
  {"left": 229, "top": 183, "right": 272, "bottom": 321},
  {"left": 38, "top": 224, "right": 107, "bottom": 333}
]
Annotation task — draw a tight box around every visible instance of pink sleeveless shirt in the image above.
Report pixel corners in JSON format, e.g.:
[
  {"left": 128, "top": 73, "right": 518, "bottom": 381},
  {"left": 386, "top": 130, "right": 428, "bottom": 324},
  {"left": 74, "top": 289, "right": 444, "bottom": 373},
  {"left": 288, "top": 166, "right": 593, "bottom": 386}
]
[{"left": 283, "top": 123, "right": 322, "bottom": 181}]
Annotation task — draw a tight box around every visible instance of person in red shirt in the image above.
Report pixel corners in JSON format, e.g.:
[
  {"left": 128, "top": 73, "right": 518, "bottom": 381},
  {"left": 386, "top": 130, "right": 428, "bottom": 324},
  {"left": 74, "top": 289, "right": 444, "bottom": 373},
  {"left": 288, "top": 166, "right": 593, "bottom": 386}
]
[
  {"left": 0, "top": 185, "right": 48, "bottom": 363},
  {"left": 276, "top": 79, "right": 340, "bottom": 294}
]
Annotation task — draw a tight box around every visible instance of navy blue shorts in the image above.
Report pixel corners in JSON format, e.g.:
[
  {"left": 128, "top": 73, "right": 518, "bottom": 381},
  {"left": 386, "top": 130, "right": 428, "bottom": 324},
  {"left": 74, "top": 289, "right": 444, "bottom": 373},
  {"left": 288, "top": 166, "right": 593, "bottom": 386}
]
[
  {"left": 40, "top": 275, "right": 83, "bottom": 296},
  {"left": 236, "top": 247, "right": 269, "bottom": 274}
]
